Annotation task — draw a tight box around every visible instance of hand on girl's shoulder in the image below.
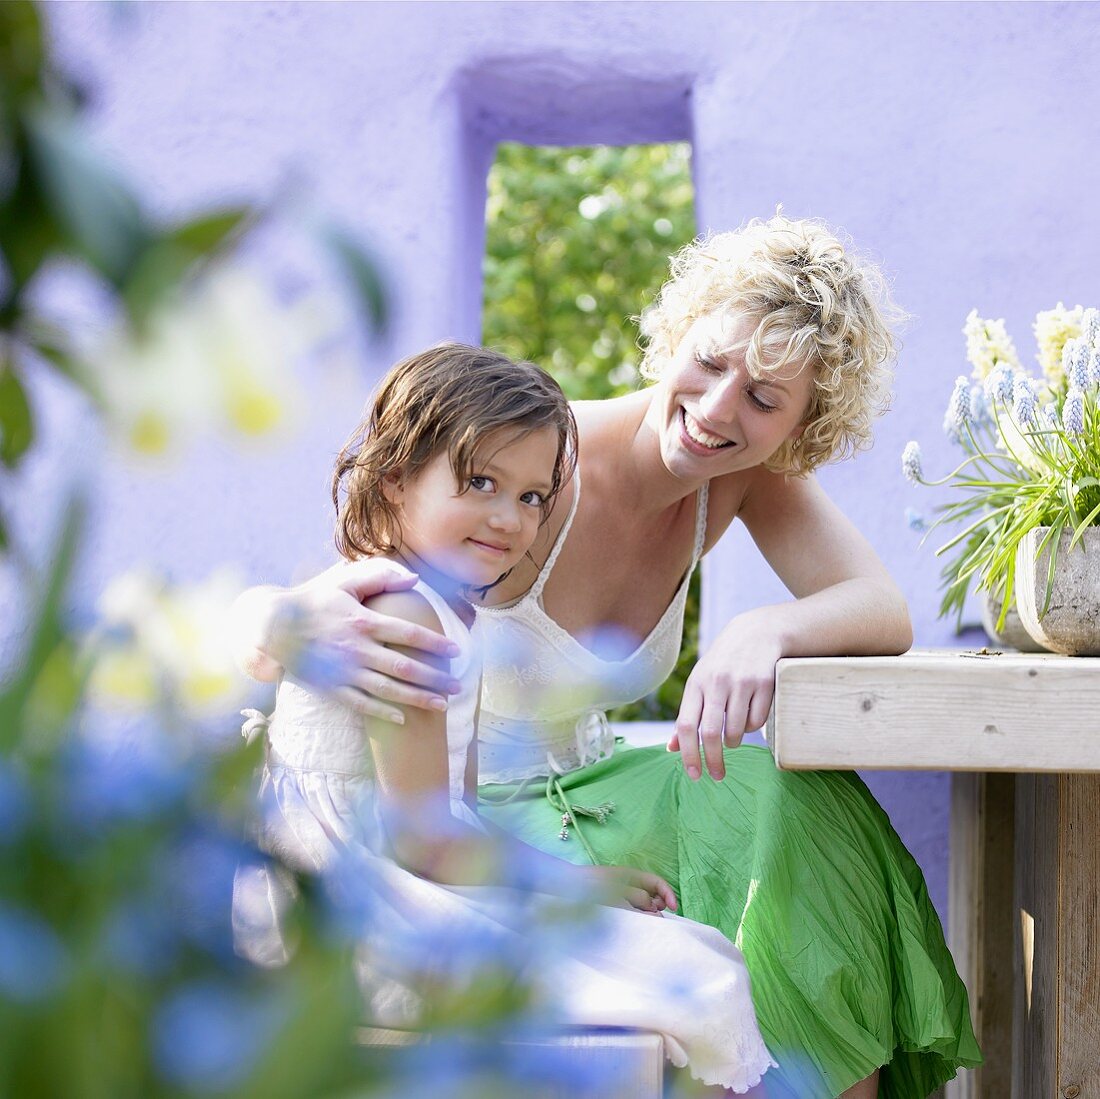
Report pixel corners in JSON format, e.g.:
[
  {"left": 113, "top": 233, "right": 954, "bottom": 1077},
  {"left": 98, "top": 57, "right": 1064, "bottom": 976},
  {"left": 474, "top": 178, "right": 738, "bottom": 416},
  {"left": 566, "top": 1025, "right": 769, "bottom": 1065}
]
[{"left": 361, "top": 589, "right": 451, "bottom": 674}]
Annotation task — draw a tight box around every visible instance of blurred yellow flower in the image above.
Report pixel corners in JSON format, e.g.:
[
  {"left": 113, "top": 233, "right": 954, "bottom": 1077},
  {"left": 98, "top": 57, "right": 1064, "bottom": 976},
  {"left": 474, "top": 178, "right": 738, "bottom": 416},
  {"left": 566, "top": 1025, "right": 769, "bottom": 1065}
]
[
  {"left": 88, "top": 263, "right": 331, "bottom": 456},
  {"left": 963, "top": 309, "right": 1020, "bottom": 379},
  {"left": 1033, "top": 302, "right": 1083, "bottom": 389},
  {"left": 88, "top": 568, "right": 249, "bottom": 718}
]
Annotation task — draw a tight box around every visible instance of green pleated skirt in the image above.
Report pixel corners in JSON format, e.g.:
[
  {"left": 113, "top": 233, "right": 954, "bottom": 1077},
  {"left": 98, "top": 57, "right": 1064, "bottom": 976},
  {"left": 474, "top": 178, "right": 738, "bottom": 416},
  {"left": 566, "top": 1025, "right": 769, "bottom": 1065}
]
[{"left": 479, "top": 743, "right": 981, "bottom": 1098}]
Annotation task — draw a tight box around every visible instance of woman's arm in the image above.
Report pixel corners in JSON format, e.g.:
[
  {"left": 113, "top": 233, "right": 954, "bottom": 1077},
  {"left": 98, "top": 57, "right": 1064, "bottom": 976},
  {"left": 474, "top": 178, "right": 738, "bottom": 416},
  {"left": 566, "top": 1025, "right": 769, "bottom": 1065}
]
[
  {"left": 229, "top": 558, "right": 462, "bottom": 723},
  {"left": 673, "top": 471, "right": 912, "bottom": 781}
]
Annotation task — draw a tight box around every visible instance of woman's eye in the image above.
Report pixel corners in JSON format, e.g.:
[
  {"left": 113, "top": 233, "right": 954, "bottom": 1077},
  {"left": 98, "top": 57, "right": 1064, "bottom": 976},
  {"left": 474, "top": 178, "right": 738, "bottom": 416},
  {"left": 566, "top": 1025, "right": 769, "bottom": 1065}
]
[
  {"left": 469, "top": 476, "right": 494, "bottom": 492},
  {"left": 748, "top": 391, "right": 776, "bottom": 413},
  {"left": 694, "top": 353, "right": 721, "bottom": 374},
  {"left": 520, "top": 491, "right": 545, "bottom": 507}
]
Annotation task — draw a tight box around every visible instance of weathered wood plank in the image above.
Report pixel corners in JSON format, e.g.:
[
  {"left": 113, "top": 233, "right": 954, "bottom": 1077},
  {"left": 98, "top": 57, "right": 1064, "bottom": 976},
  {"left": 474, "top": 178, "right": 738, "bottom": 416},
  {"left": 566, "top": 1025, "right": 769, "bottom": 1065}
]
[
  {"left": 357, "top": 1026, "right": 666, "bottom": 1098},
  {"left": 1058, "top": 774, "right": 1100, "bottom": 1098},
  {"left": 769, "top": 650, "right": 1100, "bottom": 773},
  {"left": 947, "top": 773, "right": 1015, "bottom": 1099}
]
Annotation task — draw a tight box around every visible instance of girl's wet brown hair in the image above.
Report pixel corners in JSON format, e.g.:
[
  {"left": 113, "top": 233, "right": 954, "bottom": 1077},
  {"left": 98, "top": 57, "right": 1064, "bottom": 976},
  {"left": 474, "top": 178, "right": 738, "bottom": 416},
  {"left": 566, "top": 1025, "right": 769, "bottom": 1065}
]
[{"left": 333, "top": 342, "right": 577, "bottom": 560}]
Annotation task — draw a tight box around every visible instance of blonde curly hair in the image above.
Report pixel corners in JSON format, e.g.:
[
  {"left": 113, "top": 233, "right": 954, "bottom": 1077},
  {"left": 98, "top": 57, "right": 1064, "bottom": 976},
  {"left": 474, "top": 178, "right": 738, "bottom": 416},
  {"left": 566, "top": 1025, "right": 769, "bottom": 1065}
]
[{"left": 639, "top": 213, "right": 903, "bottom": 475}]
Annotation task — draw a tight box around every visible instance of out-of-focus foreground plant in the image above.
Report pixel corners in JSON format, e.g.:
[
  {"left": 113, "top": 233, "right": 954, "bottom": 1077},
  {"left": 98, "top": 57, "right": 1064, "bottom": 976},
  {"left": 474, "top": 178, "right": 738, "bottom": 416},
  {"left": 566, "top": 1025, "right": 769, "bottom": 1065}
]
[{"left": 0, "top": 6, "right": 609, "bottom": 1096}]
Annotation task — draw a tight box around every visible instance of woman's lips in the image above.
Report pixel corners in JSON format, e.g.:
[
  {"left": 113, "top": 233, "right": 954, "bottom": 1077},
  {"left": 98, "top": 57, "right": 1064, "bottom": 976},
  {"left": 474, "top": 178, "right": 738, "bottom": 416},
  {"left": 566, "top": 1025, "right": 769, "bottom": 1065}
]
[{"left": 679, "top": 408, "right": 734, "bottom": 455}]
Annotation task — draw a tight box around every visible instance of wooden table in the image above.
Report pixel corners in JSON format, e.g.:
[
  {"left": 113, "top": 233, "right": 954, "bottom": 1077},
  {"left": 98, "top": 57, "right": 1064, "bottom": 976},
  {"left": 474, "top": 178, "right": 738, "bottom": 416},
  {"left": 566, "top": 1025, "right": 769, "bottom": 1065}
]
[{"left": 767, "top": 649, "right": 1100, "bottom": 1099}]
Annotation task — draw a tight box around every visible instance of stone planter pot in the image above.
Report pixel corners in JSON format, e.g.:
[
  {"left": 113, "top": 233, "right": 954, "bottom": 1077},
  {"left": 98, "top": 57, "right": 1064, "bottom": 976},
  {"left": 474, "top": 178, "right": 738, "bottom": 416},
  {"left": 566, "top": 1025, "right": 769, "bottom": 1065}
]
[
  {"left": 1015, "top": 525, "right": 1100, "bottom": 655},
  {"left": 979, "top": 591, "right": 1051, "bottom": 652}
]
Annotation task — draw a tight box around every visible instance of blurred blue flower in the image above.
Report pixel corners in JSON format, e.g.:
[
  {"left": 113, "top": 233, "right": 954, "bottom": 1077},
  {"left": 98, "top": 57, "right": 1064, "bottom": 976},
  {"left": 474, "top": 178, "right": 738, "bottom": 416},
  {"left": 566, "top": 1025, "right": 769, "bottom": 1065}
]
[
  {"left": 291, "top": 638, "right": 358, "bottom": 692},
  {"left": 62, "top": 737, "right": 190, "bottom": 833},
  {"left": 0, "top": 905, "right": 69, "bottom": 1003},
  {"left": 101, "top": 896, "right": 181, "bottom": 978},
  {"left": 162, "top": 828, "right": 256, "bottom": 960},
  {"left": 152, "top": 980, "right": 285, "bottom": 1092},
  {"left": 905, "top": 508, "right": 927, "bottom": 532},
  {"left": 1091, "top": 349, "right": 1100, "bottom": 388},
  {"left": 0, "top": 760, "right": 30, "bottom": 847}
]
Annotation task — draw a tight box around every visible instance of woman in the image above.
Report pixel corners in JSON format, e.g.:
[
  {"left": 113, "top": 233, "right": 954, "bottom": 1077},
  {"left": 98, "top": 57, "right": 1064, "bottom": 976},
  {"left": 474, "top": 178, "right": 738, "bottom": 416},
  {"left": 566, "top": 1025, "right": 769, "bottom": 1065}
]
[{"left": 233, "top": 214, "right": 980, "bottom": 1098}]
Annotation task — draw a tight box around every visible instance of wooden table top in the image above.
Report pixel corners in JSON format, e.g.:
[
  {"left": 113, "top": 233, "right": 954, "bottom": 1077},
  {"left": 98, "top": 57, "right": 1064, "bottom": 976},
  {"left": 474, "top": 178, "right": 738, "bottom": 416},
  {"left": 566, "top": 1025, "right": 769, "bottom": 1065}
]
[{"left": 768, "top": 648, "right": 1100, "bottom": 773}]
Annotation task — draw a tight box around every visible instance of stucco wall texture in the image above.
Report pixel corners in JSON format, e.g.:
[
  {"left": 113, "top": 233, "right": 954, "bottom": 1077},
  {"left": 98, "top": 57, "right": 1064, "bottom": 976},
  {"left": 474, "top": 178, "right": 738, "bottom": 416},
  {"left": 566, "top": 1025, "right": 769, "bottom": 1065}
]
[{"left": 31, "top": 0, "right": 1100, "bottom": 917}]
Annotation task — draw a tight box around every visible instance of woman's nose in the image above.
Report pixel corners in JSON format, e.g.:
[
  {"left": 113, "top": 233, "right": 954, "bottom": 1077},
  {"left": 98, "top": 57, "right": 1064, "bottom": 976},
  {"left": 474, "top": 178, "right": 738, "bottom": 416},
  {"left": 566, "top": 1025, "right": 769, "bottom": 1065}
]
[{"left": 699, "top": 374, "right": 740, "bottom": 424}]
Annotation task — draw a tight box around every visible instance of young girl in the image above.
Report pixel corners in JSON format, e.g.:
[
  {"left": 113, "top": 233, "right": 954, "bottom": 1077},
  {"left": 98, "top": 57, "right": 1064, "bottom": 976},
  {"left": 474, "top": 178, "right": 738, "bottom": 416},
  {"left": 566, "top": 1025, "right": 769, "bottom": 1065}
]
[{"left": 237, "top": 343, "right": 776, "bottom": 1093}]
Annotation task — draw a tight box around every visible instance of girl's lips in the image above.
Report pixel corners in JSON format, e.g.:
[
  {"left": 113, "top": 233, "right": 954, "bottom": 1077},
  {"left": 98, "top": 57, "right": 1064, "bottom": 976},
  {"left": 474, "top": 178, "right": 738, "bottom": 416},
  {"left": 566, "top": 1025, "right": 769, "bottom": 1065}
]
[
  {"left": 679, "top": 408, "right": 734, "bottom": 456},
  {"left": 468, "top": 539, "right": 509, "bottom": 556}
]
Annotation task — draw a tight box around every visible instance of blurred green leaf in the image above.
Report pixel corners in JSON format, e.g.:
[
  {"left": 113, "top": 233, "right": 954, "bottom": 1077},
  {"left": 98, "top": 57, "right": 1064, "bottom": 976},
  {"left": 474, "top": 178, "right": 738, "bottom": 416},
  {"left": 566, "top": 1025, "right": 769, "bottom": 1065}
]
[
  {"left": 23, "top": 101, "right": 150, "bottom": 285},
  {"left": 0, "top": 0, "right": 45, "bottom": 103},
  {"left": 0, "top": 356, "right": 34, "bottom": 467},
  {"left": 169, "top": 207, "right": 251, "bottom": 257},
  {"left": 318, "top": 222, "right": 389, "bottom": 333},
  {"left": 0, "top": 133, "right": 67, "bottom": 296},
  {"left": 122, "top": 208, "right": 253, "bottom": 327},
  {"left": 0, "top": 496, "right": 82, "bottom": 749}
]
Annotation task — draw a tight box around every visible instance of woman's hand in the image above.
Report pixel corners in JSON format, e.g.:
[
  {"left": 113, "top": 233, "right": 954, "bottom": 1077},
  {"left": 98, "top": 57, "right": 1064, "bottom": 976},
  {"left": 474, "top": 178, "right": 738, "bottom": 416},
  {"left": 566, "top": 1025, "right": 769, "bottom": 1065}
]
[
  {"left": 668, "top": 609, "right": 784, "bottom": 782},
  {"left": 581, "top": 865, "right": 678, "bottom": 915},
  {"left": 231, "top": 559, "right": 462, "bottom": 723}
]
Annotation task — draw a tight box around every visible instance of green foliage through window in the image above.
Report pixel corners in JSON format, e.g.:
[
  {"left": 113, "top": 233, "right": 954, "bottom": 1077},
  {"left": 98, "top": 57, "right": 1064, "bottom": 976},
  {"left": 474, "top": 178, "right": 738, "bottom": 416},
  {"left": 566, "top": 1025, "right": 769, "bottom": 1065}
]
[{"left": 482, "top": 142, "right": 699, "bottom": 720}]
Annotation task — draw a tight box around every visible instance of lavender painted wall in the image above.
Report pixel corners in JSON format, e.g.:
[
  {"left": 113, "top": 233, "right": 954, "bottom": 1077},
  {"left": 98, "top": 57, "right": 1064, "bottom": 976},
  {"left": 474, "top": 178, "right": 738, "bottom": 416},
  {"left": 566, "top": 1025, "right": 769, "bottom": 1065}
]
[{"left": 33, "top": 0, "right": 1100, "bottom": 916}]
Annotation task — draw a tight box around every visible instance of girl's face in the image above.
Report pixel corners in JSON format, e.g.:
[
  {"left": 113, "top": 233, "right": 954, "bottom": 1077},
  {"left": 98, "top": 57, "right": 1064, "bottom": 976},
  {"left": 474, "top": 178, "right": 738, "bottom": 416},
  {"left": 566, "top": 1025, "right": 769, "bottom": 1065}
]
[
  {"left": 654, "top": 312, "right": 814, "bottom": 483},
  {"left": 387, "top": 426, "right": 559, "bottom": 590}
]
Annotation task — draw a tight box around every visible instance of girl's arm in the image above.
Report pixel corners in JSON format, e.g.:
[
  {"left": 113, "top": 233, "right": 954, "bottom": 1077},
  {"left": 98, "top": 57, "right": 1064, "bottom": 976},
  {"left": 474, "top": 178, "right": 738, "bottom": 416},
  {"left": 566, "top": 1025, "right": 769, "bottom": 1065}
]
[
  {"left": 370, "top": 592, "right": 674, "bottom": 913},
  {"left": 673, "top": 470, "right": 912, "bottom": 781},
  {"left": 228, "top": 559, "right": 462, "bottom": 722}
]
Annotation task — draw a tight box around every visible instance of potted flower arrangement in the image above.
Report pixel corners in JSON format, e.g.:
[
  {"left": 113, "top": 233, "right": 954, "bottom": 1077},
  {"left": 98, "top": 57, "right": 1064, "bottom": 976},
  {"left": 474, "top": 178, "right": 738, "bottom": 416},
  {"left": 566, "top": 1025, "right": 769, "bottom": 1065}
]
[{"left": 902, "top": 304, "right": 1100, "bottom": 654}]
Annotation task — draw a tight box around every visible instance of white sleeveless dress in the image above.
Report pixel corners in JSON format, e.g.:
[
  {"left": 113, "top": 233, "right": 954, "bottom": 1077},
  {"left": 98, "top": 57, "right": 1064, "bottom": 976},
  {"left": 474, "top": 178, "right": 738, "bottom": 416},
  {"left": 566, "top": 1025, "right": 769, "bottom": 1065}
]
[{"left": 234, "top": 580, "right": 776, "bottom": 1093}]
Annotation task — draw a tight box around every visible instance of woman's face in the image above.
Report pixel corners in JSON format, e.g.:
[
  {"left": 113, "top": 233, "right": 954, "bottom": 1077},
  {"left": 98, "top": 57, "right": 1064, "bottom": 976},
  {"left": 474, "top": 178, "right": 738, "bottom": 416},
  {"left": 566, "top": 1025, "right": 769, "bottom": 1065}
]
[{"left": 653, "top": 312, "right": 814, "bottom": 482}]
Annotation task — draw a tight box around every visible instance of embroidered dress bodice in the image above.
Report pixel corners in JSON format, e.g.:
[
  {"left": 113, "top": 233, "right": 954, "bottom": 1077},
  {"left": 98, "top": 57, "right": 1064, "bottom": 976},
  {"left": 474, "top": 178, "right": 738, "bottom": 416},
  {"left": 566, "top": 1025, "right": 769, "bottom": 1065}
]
[
  {"left": 476, "top": 470, "right": 708, "bottom": 782},
  {"left": 267, "top": 580, "right": 479, "bottom": 817}
]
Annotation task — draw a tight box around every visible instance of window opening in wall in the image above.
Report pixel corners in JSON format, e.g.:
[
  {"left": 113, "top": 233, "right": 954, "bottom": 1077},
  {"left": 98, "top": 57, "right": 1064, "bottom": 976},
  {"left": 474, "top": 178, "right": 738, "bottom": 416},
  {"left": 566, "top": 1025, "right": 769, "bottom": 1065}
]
[{"left": 481, "top": 141, "right": 697, "bottom": 722}]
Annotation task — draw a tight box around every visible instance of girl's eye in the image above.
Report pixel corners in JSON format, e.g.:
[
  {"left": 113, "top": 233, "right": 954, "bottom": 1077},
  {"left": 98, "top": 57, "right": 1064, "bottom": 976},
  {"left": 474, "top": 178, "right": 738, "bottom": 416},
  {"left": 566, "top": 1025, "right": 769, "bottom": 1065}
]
[
  {"left": 748, "top": 390, "right": 777, "bottom": 414},
  {"left": 520, "top": 490, "right": 545, "bottom": 507},
  {"left": 469, "top": 475, "right": 494, "bottom": 492}
]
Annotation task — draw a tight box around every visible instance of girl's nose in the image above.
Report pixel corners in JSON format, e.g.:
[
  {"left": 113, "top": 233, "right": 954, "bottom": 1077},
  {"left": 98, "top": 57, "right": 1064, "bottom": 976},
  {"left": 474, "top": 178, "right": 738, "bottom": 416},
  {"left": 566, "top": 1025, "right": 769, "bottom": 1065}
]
[{"left": 489, "top": 501, "right": 522, "bottom": 532}]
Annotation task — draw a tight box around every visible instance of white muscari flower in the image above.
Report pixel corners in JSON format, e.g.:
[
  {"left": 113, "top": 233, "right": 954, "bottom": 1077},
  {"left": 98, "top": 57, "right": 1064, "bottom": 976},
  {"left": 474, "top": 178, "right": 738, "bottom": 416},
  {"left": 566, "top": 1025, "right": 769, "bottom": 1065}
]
[
  {"left": 1063, "top": 338, "right": 1091, "bottom": 392},
  {"left": 1013, "top": 375, "right": 1038, "bottom": 427},
  {"left": 1082, "top": 307, "right": 1100, "bottom": 349},
  {"left": 984, "top": 363, "right": 1016, "bottom": 405},
  {"left": 946, "top": 375, "right": 971, "bottom": 434},
  {"left": 1090, "top": 348, "right": 1100, "bottom": 388},
  {"left": 1063, "top": 389, "right": 1085, "bottom": 435},
  {"left": 963, "top": 309, "right": 1021, "bottom": 379},
  {"left": 901, "top": 441, "right": 923, "bottom": 484},
  {"left": 1033, "top": 302, "right": 1084, "bottom": 389},
  {"left": 969, "top": 383, "right": 991, "bottom": 427}
]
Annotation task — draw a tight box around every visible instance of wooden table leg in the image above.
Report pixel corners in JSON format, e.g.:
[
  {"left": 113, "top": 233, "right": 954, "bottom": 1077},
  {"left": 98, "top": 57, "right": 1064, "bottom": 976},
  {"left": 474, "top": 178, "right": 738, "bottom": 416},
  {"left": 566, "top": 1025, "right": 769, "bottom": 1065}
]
[
  {"left": 947, "top": 773, "right": 1016, "bottom": 1099},
  {"left": 1013, "top": 773, "right": 1100, "bottom": 1098}
]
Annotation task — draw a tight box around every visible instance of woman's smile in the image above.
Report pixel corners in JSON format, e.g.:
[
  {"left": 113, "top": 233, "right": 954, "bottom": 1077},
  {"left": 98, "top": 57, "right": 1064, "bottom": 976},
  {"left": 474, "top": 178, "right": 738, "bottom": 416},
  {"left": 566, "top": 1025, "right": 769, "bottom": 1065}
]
[{"left": 680, "top": 407, "right": 736, "bottom": 453}]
